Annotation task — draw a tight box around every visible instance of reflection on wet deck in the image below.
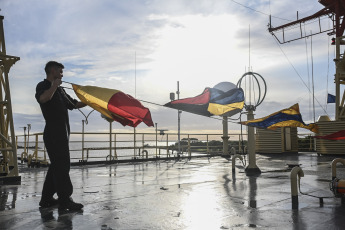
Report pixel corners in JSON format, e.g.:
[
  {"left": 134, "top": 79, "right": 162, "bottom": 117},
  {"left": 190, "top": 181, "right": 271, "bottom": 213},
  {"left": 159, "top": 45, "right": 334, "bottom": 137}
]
[{"left": 1, "top": 153, "right": 345, "bottom": 229}]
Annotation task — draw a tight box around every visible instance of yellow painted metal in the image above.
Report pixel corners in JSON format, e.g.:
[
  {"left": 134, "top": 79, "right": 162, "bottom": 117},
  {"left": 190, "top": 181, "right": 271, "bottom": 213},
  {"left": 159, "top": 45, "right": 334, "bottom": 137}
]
[
  {"left": 335, "top": 36, "right": 345, "bottom": 120},
  {"left": 0, "top": 15, "right": 20, "bottom": 182}
]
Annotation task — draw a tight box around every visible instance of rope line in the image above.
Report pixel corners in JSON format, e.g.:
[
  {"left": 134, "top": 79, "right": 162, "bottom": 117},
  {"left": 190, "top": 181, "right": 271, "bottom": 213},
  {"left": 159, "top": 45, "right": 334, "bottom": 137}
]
[
  {"left": 60, "top": 84, "right": 92, "bottom": 124},
  {"left": 62, "top": 81, "right": 245, "bottom": 125}
]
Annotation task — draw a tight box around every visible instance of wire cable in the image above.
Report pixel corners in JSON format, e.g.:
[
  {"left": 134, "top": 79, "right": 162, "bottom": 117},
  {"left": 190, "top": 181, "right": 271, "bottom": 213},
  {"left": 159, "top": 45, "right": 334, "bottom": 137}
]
[
  {"left": 272, "top": 37, "right": 329, "bottom": 116},
  {"left": 229, "top": 0, "right": 291, "bottom": 22}
]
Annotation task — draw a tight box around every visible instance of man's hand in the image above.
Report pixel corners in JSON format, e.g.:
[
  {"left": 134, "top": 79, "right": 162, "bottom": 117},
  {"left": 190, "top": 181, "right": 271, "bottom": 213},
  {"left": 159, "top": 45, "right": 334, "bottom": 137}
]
[
  {"left": 52, "top": 78, "right": 62, "bottom": 89},
  {"left": 39, "top": 80, "right": 61, "bottom": 104}
]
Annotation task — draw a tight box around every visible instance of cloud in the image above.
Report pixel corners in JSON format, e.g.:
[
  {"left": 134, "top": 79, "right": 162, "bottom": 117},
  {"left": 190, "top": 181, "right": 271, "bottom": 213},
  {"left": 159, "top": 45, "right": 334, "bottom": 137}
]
[{"left": 2, "top": 0, "right": 338, "bottom": 135}]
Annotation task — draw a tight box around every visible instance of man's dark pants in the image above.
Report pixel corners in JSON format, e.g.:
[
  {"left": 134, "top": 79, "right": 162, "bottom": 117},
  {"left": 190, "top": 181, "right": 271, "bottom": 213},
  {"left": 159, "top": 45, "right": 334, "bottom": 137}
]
[{"left": 41, "top": 128, "right": 73, "bottom": 203}]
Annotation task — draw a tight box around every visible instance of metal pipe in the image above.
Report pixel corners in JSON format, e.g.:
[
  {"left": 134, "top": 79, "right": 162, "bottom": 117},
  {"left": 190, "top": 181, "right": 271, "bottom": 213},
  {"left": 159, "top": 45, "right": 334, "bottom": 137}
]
[
  {"left": 290, "top": 166, "right": 304, "bottom": 209},
  {"left": 232, "top": 154, "right": 243, "bottom": 173},
  {"left": 331, "top": 158, "right": 345, "bottom": 180}
]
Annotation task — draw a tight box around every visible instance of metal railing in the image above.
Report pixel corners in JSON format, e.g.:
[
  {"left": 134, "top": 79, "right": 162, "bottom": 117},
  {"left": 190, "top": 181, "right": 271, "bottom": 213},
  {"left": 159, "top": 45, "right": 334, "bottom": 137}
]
[
  {"left": 15, "top": 131, "right": 316, "bottom": 166},
  {"left": 15, "top": 132, "right": 248, "bottom": 165}
]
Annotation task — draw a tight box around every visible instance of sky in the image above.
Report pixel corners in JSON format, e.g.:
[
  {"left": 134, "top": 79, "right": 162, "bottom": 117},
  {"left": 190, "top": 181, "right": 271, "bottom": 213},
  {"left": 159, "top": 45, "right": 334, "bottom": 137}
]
[{"left": 1, "top": 0, "right": 341, "bottom": 136}]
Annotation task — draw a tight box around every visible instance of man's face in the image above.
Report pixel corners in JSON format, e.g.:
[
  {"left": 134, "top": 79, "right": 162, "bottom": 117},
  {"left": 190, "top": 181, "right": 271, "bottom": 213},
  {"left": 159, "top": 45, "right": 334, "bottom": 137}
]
[{"left": 52, "top": 67, "right": 63, "bottom": 79}]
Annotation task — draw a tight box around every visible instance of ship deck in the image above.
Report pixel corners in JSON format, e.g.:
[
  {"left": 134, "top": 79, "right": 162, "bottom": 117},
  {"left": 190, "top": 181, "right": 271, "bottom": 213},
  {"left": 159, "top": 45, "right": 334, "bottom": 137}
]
[{"left": 1, "top": 152, "right": 345, "bottom": 229}]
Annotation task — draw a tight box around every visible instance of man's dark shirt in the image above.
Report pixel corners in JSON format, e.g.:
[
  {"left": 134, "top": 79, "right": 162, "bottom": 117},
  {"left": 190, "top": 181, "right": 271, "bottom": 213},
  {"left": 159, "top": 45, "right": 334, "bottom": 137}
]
[{"left": 35, "top": 79, "right": 77, "bottom": 139}]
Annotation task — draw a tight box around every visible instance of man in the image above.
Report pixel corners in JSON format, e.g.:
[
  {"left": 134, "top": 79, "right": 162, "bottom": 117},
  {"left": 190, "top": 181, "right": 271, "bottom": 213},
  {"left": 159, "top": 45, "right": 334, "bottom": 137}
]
[{"left": 35, "top": 61, "right": 86, "bottom": 210}]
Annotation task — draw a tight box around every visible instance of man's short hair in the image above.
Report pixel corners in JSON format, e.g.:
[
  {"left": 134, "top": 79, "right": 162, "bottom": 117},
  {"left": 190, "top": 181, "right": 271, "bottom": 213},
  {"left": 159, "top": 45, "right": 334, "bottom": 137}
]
[{"left": 45, "top": 61, "right": 64, "bottom": 75}]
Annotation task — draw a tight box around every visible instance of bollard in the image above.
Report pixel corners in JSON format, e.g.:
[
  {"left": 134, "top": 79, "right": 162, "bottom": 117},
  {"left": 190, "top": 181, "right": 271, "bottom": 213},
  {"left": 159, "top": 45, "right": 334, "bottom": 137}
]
[
  {"left": 232, "top": 154, "right": 243, "bottom": 173},
  {"left": 290, "top": 166, "right": 304, "bottom": 209}
]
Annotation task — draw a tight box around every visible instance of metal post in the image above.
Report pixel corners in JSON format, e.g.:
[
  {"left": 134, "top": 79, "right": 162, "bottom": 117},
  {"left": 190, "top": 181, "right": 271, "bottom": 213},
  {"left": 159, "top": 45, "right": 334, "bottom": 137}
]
[
  {"left": 23, "top": 127, "right": 27, "bottom": 153},
  {"left": 27, "top": 124, "right": 31, "bottom": 154},
  {"left": 335, "top": 37, "right": 340, "bottom": 120},
  {"left": 109, "top": 121, "right": 112, "bottom": 161},
  {"left": 177, "top": 81, "right": 181, "bottom": 156},
  {"left": 206, "top": 134, "right": 209, "bottom": 154},
  {"left": 166, "top": 134, "right": 169, "bottom": 157},
  {"left": 222, "top": 116, "right": 229, "bottom": 156},
  {"left": 142, "top": 133, "right": 145, "bottom": 158},
  {"left": 155, "top": 123, "right": 158, "bottom": 158},
  {"left": 114, "top": 133, "right": 117, "bottom": 160},
  {"left": 245, "top": 107, "right": 261, "bottom": 176},
  {"left": 134, "top": 127, "right": 136, "bottom": 159},
  {"left": 188, "top": 134, "right": 191, "bottom": 158},
  {"left": 82, "top": 120, "right": 85, "bottom": 161},
  {"left": 34, "top": 134, "right": 38, "bottom": 160},
  {"left": 0, "top": 16, "right": 21, "bottom": 183}
]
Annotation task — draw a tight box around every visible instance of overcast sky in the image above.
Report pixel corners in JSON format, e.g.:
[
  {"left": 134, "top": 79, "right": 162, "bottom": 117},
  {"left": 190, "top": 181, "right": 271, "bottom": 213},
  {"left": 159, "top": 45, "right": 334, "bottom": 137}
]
[{"left": 2, "top": 0, "right": 340, "bottom": 135}]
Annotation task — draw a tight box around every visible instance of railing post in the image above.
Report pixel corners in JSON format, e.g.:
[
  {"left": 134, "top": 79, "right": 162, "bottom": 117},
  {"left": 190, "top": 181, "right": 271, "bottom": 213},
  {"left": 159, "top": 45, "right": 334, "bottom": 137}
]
[
  {"left": 133, "top": 128, "right": 136, "bottom": 159},
  {"left": 142, "top": 133, "right": 145, "bottom": 157},
  {"left": 35, "top": 134, "right": 39, "bottom": 160},
  {"left": 238, "top": 134, "right": 241, "bottom": 153},
  {"left": 82, "top": 120, "right": 85, "bottom": 162},
  {"left": 166, "top": 134, "right": 169, "bottom": 157},
  {"left": 188, "top": 134, "right": 191, "bottom": 158},
  {"left": 206, "top": 134, "right": 209, "bottom": 154},
  {"left": 114, "top": 133, "right": 117, "bottom": 160},
  {"left": 109, "top": 122, "right": 112, "bottom": 161},
  {"left": 155, "top": 124, "right": 158, "bottom": 158},
  {"left": 43, "top": 135, "right": 47, "bottom": 162}
]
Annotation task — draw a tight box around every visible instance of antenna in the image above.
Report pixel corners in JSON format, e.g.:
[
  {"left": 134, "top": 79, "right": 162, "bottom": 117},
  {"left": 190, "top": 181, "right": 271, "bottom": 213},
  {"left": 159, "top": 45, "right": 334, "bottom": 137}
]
[
  {"left": 135, "top": 51, "right": 137, "bottom": 98},
  {"left": 249, "top": 24, "right": 251, "bottom": 72},
  {"left": 311, "top": 31, "right": 315, "bottom": 123}
]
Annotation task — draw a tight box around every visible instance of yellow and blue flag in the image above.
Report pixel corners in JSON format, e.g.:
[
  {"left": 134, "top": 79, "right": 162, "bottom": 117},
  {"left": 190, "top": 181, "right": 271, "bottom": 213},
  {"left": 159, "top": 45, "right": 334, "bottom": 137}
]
[
  {"left": 164, "top": 86, "right": 244, "bottom": 117},
  {"left": 240, "top": 103, "right": 319, "bottom": 133}
]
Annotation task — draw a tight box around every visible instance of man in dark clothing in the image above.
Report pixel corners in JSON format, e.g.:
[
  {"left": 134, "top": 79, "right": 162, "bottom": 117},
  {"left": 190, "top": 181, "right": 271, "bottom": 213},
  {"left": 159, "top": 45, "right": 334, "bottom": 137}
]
[{"left": 35, "top": 61, "right": 86, "bottom": 210}]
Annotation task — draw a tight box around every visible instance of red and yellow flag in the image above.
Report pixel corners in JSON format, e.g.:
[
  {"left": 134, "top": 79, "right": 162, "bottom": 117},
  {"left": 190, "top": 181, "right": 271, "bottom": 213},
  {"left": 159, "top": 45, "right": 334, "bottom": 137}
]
[{"left": 72, "top": 84, "right": 154, "bottom": 127}]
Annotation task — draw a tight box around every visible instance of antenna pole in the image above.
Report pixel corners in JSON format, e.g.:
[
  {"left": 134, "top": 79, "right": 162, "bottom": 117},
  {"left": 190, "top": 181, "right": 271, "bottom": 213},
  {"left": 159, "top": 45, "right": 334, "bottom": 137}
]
[
  {"left": 134, "top": 51, "right": 137, "bottom": 158},
  {"left": 311, "top": 32, "right": 315, "bottom": 123},
  {"left": 135, "top": 51, "right": 137, "bottom": 98},
  {"left": 249, "top": 24, "right": 251, "bottom": 71}
]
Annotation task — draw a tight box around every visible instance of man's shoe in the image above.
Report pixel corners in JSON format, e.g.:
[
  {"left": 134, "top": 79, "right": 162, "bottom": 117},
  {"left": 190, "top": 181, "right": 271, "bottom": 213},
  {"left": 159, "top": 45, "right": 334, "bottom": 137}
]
[
  {"left": 39, "top": 198, "right": 59, "bottom": 208},
  {"left": 59, "top": 197, "right": 83, "bottom": 211}
]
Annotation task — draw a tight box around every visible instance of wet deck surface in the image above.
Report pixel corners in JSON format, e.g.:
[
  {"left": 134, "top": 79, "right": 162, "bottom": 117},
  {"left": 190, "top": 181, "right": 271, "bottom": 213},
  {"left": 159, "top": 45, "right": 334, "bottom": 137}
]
[{"left": 1, "top": 153, "right": 345, "bottom": 229}]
